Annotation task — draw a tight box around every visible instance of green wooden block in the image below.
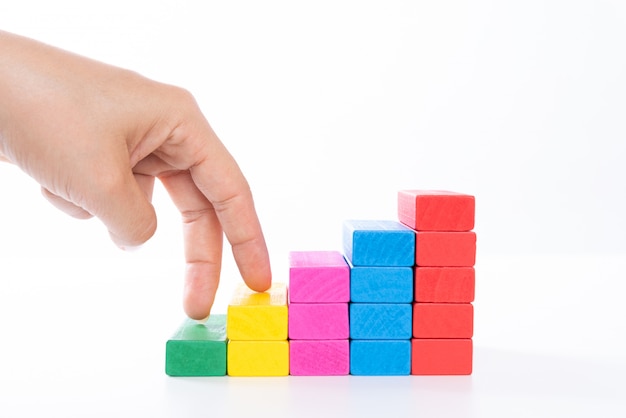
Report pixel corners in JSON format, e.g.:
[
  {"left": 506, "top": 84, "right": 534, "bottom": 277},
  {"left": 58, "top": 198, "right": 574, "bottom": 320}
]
[{"left": 165, "top": 314, "right": 227, "bottom": 376}]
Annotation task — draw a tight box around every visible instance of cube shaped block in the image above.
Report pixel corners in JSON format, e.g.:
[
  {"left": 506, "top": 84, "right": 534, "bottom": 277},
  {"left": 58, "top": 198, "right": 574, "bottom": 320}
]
[
  {"left": 415, "top": 231, "right": 476, "bottom": 267},
  {"left": 398, "top": 190, "right": 475, "bottom": 231},
  {"left": 289, "top": 340, "right": 350, "bottom": 376},
  {"left": 227, "top": 340, "right": 289, "bottom": 376},
  {"left": 343, "top": 220, "right": 415, "bottom": 267},
  {"left": 350, "top": 340, "right": 411, "bottom": 376},
  {"left": 288, "top": 302, "right": 349, "bottom": 340},
  {"left": 414, "top": 267, "right": 475, "bottom": 303},
  {"left": 350, "top": 265, "right": 413, "bottom": 303},
  {"left": 350, "top": 303, "right": 412, "bottom": 340},
  {"left": 227, "top": 283, "right": 288, "bottom": 340},
  {"left": 289, "top": 250, "right": 350, "bottom": 303},
  {"left": 165, "top": 315, "right": 227, "bottom": 376},
  {"left": 411, "top": 338, "right": 473, "bottom": 375},
  {"left": 413, "top": 303, "right": 474, "bottom": 338}
]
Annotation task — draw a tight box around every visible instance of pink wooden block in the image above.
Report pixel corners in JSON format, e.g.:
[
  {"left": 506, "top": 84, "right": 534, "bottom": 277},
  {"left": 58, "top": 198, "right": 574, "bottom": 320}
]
[
  {"left": 288, "top": 303, "right": 349, "bottom": 340},
  {"left": 289, "top": 251, "right": 350, "bottom": 303},
  {"left": 290, "top": 340, "right": 350, "bottom": 376}
]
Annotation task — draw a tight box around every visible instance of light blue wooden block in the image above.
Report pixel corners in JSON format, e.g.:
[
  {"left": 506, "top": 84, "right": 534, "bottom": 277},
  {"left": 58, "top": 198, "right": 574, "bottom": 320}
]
[
  {"left": 342, "top": 220, "right": 415, "bottom": 267},
  {"left": 350, "top": 340, "right": 411, "bottom": 376},
  {"left": 350, "top": 303, "right": 412, "bottom": 339},
  {"left": 350, "top": 264, "right": 413, "bottom": 303}
]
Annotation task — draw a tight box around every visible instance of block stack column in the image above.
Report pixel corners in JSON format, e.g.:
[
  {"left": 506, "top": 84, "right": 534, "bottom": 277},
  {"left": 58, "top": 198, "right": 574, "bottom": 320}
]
[
  {"left": 288, "top": 251, "right": 351, "bottom": 375},
  {"left": 226, "top": 283, "right": 289, "bottom": 376},
  {"left": 398, "top": 190, "right": 476, "bottom": 375},
  {"left": 343, "top": 220, "right": 415, "bottom": 375}
]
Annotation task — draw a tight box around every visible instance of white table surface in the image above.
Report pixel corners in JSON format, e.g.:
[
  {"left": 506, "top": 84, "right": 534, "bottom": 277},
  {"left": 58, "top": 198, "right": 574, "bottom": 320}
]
[{"left": 0, "top": 252, "right": 624, "bottom": 417}]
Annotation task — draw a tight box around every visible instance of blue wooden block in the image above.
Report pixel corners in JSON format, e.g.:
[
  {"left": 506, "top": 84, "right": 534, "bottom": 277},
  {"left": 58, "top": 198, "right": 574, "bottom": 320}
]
[
  {"left": 350, "top": 303, "right": 412, "bottom": 339},
  {"left": 350, "top": 340, "right": 411, "bottom": 376},
  {"left": 350, "top": 264, "right": 413, "bottom": 303},
  {"left": 342, "top": 220, "right": 415, "bottom": 267}
]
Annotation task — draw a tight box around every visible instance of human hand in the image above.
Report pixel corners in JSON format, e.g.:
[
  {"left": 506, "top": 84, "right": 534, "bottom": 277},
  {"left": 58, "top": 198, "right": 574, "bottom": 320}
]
[{"left": 0, "top": 30, "right": 271, "bottom": 319}]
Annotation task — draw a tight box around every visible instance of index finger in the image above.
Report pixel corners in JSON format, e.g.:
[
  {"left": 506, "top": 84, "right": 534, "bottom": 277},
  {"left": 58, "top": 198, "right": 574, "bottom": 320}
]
[
  {"left": 190, "top": 157, "right": 272, "bottom": 292},
  {"left": 188, "top": 129, "right": 272, "bottom": 293}
]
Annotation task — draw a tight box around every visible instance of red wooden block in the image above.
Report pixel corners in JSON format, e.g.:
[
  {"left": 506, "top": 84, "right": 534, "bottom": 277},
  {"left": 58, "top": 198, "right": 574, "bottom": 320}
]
[
  {"left": 413, "top": 303, "right": 473, "bottom": 338},
  {"left": 415, "top": 231, "right": 476, "bottom": 267},
  {"left": 414, "top": 267, "right": 475, "bottom": 303},
  {"left": 411, "top": 339, "right": 473, "bottom": 375},
  {"left": 398, "top": 190, "right": 475, "bottom": 232}
]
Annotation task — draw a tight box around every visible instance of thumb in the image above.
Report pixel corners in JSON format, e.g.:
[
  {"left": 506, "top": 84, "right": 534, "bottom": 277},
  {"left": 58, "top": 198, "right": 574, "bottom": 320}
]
[{"left": 87, "top": 170, "right": 157, "bottom": 249}]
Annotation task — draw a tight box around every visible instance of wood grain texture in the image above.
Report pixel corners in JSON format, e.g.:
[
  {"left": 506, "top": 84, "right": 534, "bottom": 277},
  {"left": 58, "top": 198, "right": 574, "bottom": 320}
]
[
  {"left": 350, "top": 303, "right": 412, "bottom": 339},
  {"left": 414, "top": 267, "right": 475, "bottom": 303},
  {"left": 413, "top": 303, "right": 474, "bottom": 338},
  {"left": 288, "top": 302, "right": 349, "bottom": 340},
  {"left": 227, "top": 340, "right": 289, "bottom": 376},
  {"left": 165, "top": 315, "right": 227, "bottom": 376},
  {"left": 343, "top": 220, "right": 415, "bottom": 267},
  {"left": 289, "top": 340, "right": 350, "bottom": 376},
  {"left": 227, "top": 283, "right": 288, "bottom": 341},
  {"left": 288, "top": 250, "right": 350, "bottom": 303},
  {"left": 350, "top": 340, "right": 411, "bottom": 376},
  {"left": 398, "top": 190, "right": 475, "bottom": 232},
  {"left": 350, "top": 265, "right": 413, "bottom": 303},
  {"left": 411, "top": 338, "right": 473, "bottom": 375},
  {"left": 415, "top": 231, "right": 476, "bottom": 267}
]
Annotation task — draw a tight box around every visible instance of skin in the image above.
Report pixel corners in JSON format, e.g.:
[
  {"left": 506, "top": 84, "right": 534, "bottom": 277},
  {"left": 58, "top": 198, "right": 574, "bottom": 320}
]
[{"left": 0, "top": 30, "right": 272, "bottom": 319}]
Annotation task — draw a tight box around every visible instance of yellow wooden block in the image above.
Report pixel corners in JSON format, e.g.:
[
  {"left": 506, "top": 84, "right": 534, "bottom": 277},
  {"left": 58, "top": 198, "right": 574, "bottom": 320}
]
[
  {"left": 227, "top": 340, "right": 290, "bottom": 376},
  {"left": 227, "top": 282, "right": 288, "bottom": 340}
]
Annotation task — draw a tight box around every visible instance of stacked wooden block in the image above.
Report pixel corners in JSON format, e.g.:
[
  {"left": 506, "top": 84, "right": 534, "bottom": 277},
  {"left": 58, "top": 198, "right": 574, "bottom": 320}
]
[
  {"left": 226, "top": 283, "right": 289, "bottom": 376},
  {"left": 288, "top": 251, "right": 350, "bottom": 375},
  {"left": 164, "top": 315, "right": 227, "bottom": 377},
  {"left": 165, "top": 189, "right": 475, "bottom": 377},
  {"left": 398, "top": 190, "right": 476, "bottom": 375},
  {"left": 342, "top": 220, "right": 415, "bottom": 375}
]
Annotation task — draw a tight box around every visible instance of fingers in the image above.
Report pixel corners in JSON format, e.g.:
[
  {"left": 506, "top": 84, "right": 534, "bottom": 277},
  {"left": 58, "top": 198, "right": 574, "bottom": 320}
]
[
  {"left": 42, "top": 173, "right": 156, "bottom": 249},
  {"left": 41, "top": 187, "right": 93, "bottom": 219},
  {"left": 187, "top": 132, "right": 272, "bottom": 293},
  {"left": 159, "top": 170, "right": 224, "bottom": 320},
  {"left": 134, "top": 172, "right": 155, "bottom": 203},
  {"left": 136, "top": 116, "right": 272, "bottom": 295},
  {"left": 208, "top": 187, "right": 272, "bottom": 293},
  {"left": 165, "top": 118, "right": 272, "bottom": 292},
  {"left": 128, "top": 94, "right": 271, "bottom": 315},
  {"left": 87, "top": 168, "right": 157, "bottom": 249}
]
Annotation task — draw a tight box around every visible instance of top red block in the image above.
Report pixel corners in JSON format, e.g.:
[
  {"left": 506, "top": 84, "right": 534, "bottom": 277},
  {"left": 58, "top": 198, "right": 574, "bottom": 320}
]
[{"left": 398, "top": 190, "right": 475, "bottom": 232}]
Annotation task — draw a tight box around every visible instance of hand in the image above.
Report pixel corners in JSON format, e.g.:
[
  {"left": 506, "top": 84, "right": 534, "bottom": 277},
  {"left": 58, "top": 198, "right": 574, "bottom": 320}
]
[{"left": 0, "top": 30, "right": 272, "bottom": 319}]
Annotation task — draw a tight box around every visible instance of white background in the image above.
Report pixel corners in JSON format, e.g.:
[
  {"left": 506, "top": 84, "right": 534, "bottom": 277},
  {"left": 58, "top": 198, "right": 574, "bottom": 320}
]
[{"left": 1, "top": 1, "right": 625, "bottom": 417}]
